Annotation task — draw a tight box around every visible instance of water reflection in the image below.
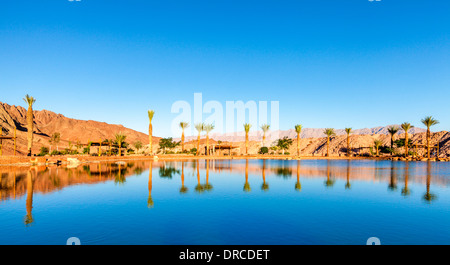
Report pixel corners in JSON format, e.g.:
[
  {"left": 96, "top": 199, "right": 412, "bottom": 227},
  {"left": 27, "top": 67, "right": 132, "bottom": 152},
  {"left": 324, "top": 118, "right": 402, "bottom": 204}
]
[
  {"left": 243, "top": 159, "right": 251, "bottom": 192},
  {"left": 0, "top": 159, "right": 447, "bottom": 227},
  {"left": 295, "top": 160, "right": 301, "bottom": 191},
  {"left": 424, "top": 162, "right": 437, "bottom": 203},
  {"left": 148, "top": 161, "right": 153, "bottom": 208},
  {"left": 179, "top": 162, "right": 188, "bottom": 194}
]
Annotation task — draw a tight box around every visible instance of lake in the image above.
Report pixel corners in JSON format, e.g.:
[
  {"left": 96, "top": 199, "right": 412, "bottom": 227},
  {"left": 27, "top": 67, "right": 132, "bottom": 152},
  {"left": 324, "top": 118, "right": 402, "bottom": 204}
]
[{"left": 0, "top": 159, "right": 449, "bottom": 245}]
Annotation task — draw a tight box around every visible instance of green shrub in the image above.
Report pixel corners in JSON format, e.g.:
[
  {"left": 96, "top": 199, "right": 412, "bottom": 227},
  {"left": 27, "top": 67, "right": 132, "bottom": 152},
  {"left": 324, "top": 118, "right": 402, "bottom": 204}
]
[
  {"left": 259, "top": 147, "right": 269, "bottom": 154},
  {"left": 38, "top": 147, "right": 49, "bottom": 156}
]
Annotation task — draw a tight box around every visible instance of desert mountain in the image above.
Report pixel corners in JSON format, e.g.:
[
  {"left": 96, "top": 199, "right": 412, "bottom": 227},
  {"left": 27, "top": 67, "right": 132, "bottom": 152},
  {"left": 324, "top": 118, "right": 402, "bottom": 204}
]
[{"left": 0, "top": 102, "right": 155, "bottom": 155}]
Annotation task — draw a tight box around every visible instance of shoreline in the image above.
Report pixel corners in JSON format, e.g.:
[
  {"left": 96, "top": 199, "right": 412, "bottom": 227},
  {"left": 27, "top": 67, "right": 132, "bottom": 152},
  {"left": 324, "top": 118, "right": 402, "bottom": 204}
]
[{"left": 0, "top": 154, "right": 448, "bottom": 167}]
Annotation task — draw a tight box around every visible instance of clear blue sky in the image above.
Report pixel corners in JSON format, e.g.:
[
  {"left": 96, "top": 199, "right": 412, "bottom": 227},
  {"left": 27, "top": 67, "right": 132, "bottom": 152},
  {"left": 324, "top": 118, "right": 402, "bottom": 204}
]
[{"left": 1, "top": 0, "right": 449, "bottom": 137}]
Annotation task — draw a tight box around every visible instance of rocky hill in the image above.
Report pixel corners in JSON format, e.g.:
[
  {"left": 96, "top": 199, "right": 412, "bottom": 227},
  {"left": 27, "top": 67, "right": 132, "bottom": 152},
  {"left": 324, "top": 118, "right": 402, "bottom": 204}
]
[{"left": 0, "top": 102, "right": 155, "bottom": 155}]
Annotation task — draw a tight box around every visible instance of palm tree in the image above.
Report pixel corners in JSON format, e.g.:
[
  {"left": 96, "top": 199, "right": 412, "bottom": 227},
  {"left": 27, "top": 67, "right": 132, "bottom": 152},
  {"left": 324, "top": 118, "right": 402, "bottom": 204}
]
[
  {"left": 294, "top": 124, "right": 302, "bottom": 156},
  {"left": 244, "top": 159, "right": 251, "bottom": 192},
  {"left": 421, "top": 116, "right": 439, "bottom": 159},
  {"left": 179, "top": 122, "right": 189, "bottom": 152},
  {"left": 134, "top": 141, "right": 143, "bottom": 154},
  {"left": 203, "top": 124, "right": 215, "bottom": 156},
  {"left": 23, "top": 94, "right": 36, "bottom": 156},
  {"left": 194, "top": 123, "right": 204, "bottom": 156},
  {"left": 49, "top": 132, "right": 61, "bottom": 153},
  {"left": 345, "top": 128, "right": 352, "bottom": 157},
  {"left": 400, "top": 122, "right": 413, "bottom": 157},
  {"left": 148, "top": 110, "right": 155, "bottom": 155},
  {"left": 115, "top": 132, "right": 127, "bottom": 156},
  {"left": 260, "top": 124, "right": 270, "bottom": 147},
  {"left": 244, "top": 123, "right": 251, "bottom": 155},
  {"left": 323, "top": 128, "right": 335, "bottom": 157},
  {"left": 387, "top": 126, "right": 399, "bottom": 155},
  {"left": 373, "top": 139, "right": 382, "bottom": 156}
]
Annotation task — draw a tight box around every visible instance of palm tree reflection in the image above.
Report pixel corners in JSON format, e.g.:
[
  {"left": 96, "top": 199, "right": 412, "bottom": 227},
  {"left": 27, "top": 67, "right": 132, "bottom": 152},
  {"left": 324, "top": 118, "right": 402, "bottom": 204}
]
[
  {"left": 423, "top": 162, "right": 437, "bottom": 203},
  {"left": 147, "top": 161, "right": 154, "bottom": 208},
  {"left": 401, "top": 161, "right": 411, "bottom": 197},
  {"left": 179, "top": 162, "right": 188, "bottom": 194},
  {"left": 295, "top": 160, "right": 301, "bottom": 191},
  {"left": 243, "top": 159, "right": 251, "bottom": 192},
  {"left": 203, "top": 160, "right": 213, "bottom": 192},
  {"left": 195, "top": 160, "right": 204, "bottom": 193},
  {"left": 388, "top": 161, "right": 398, "bottom": 191},
  {"left": 324, "top": 160, "right": 335, "bottom": 188},
  {"left": 24, "top": 170, "right": 34, "bottom": 226},
  {"left": 261, "top": 160, "right": 269, "bottom": 191},
  {"left": 345, "top": 160, "right": 351, "bottom": 189}
]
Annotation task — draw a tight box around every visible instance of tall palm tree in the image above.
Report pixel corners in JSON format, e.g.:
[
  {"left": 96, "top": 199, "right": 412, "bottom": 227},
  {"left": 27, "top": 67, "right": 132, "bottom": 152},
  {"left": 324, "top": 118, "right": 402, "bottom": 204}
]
[
  {"left": 23, "top": 94, "right": 36, "bottom": 156},
  {"left": 244, "top": 123, "right": 252, "bottom": 155},
  {"left": 400, "top": 122, "right": 413, "bottom": 157},
  {"left": 295, "top": 124, "right": 302, "bottom": 156},
  {"left": 373, "top": 139, "right": 382, "bottom": 156},
  {"left": 148, "top": 110, "right": 155, "bottom": 155},
  {"left": 260, "top": 124, "right": 270, "bottom": 147},
  {"left": 421, "top": 116, "right": 439, "bottom": 159},
  {"left": 115, "top": 132, "right": 127, "bottom": 156},
  {"left": 179, "top": 122, "right": 189, "bottom": 152},
  {"left": 345, "top": 128, "right": 352, "bottom": 157},
  {"left": 323, "top": 128, "right": 335, "bottom": 157},
  {"left": 387, "top": 126, "right": 399, "bottom": 155},
  {"left": 194, "top": 123, "right": 204, "bottom": 156},
  {"left": 203, "top": 124, "right": 215, "bottom": 156}
]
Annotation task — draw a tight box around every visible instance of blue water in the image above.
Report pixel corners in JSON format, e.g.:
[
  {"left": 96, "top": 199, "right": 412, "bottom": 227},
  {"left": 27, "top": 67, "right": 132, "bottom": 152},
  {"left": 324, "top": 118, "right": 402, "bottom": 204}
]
[{"left": 0, "top": 159, "right": 449, "bottom": 245}]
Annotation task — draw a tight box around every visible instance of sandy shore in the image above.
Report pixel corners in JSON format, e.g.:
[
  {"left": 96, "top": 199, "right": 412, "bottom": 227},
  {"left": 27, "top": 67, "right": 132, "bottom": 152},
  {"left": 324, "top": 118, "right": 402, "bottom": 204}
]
[{"left": 0, "top": 153, "right": 448, "bottom": 166}]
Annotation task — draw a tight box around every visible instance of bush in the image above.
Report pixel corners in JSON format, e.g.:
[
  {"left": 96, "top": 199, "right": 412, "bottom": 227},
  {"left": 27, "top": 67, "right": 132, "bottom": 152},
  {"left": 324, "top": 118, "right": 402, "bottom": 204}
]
[
  {"left": 50, "top": 150, "right": 61, "bottom": 156},
  {"left": 259, "top": 147, "right": 269, "bottom": 154},
  {"left": 38, "top": 147, "right": 49, "bottom": 156},
  {"left": 190, "top": 148, "right": 197, "bottom": 155}
]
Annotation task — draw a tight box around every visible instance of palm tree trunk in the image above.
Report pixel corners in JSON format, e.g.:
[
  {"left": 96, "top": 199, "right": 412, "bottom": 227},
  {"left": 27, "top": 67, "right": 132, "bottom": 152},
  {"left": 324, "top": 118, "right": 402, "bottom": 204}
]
[
  {"left": 427, "top": 129, "right": 430, "bottom": 159},
  {"left": 326, "top": 136, "right": 330, "bottom": 157},
  {"left": 27, "top": 106, "right": 34, "bottom": 156},
  {"left": 262, "top": 133, "right": 266, "bottom": 147},
  {"left": 405, "top": 133, "right": 409, "bottom": 157},
  {"left": 347, "top": 135, "right": 350, "bottom": 157},
  {"left": 197, "top": 133, "right": 200, "bottom": 155},
  {"left": 206, "top": 134, "right": 209, "bottom": 155},
  {"left": 297, "top": 132, "right": 300, "bottom": 156},
  {"left": 245, "top": 132, "right": 249, "bottom": 154},
  {"left": 181, "top": 129, "right": 185, "bottom": 152},
  {"left": 149, "top": 123, "right": 153, "bottom": 155}
]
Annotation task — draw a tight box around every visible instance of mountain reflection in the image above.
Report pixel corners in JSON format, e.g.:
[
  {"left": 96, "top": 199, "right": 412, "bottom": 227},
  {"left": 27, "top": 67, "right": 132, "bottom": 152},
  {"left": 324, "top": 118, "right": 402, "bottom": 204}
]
[{"left": 0, "top": 158, "right": 446, "bottom": 224}]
